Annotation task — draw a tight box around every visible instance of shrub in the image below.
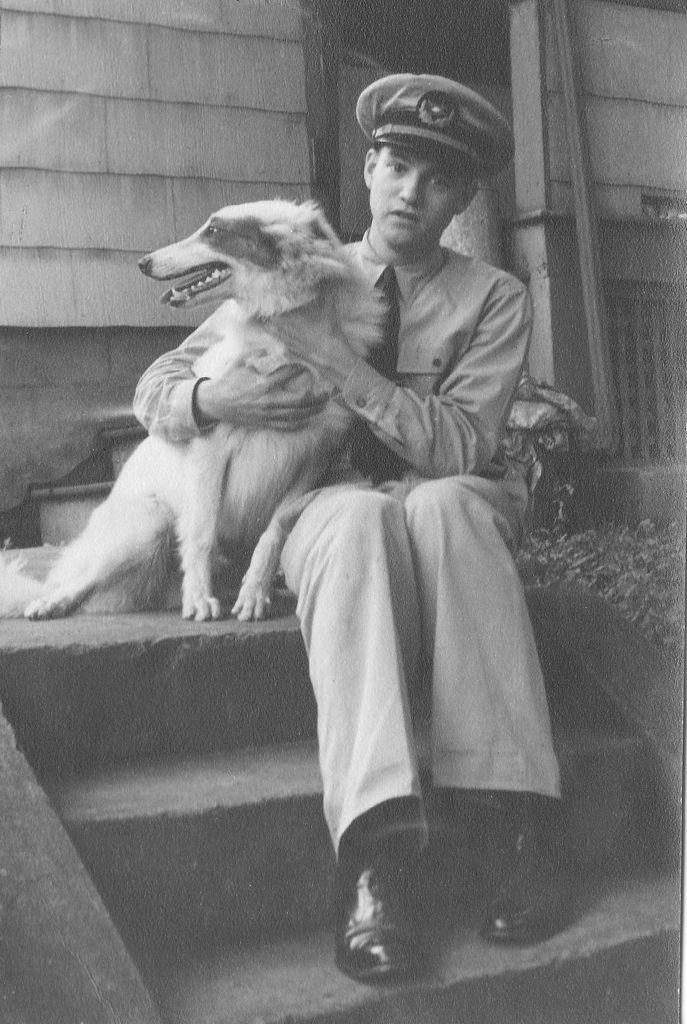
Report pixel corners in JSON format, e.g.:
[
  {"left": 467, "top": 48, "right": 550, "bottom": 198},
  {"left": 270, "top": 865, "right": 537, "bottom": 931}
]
[{"left": 517, "top": 520, "right": 685, "bottom": 651}]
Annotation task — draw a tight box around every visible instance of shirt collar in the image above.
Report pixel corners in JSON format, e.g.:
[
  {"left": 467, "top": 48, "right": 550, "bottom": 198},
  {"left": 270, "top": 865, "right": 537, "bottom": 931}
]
[{"left": 357, "top": 230, "right": 445, "bottom": 302}]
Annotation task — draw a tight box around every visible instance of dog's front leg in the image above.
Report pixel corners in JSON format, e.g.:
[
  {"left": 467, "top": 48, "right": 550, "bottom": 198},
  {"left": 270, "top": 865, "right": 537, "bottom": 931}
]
[
  {"left": 178, "top": 433, "right": 228, "bottom": 621},
  {"left": 231, "top": 519, "right": 287, "bottom": 622},
  {"left": 231, "top": 478, "right": 323, "bottom": 622}
]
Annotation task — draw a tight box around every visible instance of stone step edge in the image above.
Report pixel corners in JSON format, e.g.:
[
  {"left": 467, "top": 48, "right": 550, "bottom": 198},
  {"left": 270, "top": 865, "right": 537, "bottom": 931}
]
[
  {"left": 0, "top": 602, "right": 300, "bottom": 652},
  {"left": 144, "top": 871, "right": 679, "bottom": 1024}
]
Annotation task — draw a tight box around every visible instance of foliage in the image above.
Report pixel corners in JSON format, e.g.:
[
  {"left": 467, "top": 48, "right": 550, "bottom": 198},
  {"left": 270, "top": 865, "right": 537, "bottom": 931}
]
[{"left": 517, "top": 519, "right": 685, "bottom": 651}]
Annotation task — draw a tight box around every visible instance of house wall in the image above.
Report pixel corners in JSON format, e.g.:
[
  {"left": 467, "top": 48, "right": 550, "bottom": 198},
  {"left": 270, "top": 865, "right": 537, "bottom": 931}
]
[
  {"left": 0, "top": 0, "right": 311, "bottom": 509},
  {"left": 510, "top": 0, "right": 686, "bottom": 462},
  {"left": 0, "top": 0, "right": 310, "bottom": 328},
  {"left": 543, "top": 0, "right": 687, "bottom": 221}
]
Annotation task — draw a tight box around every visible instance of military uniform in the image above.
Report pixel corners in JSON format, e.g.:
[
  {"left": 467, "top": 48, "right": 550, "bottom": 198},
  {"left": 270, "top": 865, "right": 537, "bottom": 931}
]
[{"left": 278, "top": 234, "right": 560, "bottom": 852}]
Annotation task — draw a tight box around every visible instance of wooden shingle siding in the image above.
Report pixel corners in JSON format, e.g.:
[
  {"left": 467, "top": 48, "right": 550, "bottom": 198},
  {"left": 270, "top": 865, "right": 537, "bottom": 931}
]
[
  {"left": 0, "top": 0, "right": 309, "bottom": 326},
  {"left": 0, "top": 248, "right": 218, "bottom": 327},
  {"left": 0, "top": 169, "right": 309, "bottom": 250},
  {"left": 104, "top": 100, "right": 310, "bottom": 180},
  {"left": 0, "top": 10, "right": 306, "bottom": 111},
  {"left": 2, "top": 91, "right": 310, "bottom": 180},
  {"left": 147, "top": 26, "right": 305, "bottom": 110},
  {"left": 0, "top": 0, "right": 303, "bottom": 39},
  {"left": 0, "top": 11, "right": 149, "bottom": 95},
  {"left": 168, "top": 179, "right": 310, "bottom": 240},
  {"left": 547, "top": 93, "right": 687, "bottom": 190},
  {"left": 0, "top": 170, "right": 175, "bottom": 250},
  {"left": 544, "top": 1, "right": 687, "bottom": 217},
  {"left": 1, "top": 91, "right": 108, "bottom": 171},
  {"left": 545, "top": 2, "right": 687, "bottom": 105}
]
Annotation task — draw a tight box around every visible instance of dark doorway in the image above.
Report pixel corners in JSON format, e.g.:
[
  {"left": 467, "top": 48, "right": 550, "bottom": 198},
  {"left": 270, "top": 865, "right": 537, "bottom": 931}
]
[{"left": 333, "top": 0, "right": 510, "bottom": 84}]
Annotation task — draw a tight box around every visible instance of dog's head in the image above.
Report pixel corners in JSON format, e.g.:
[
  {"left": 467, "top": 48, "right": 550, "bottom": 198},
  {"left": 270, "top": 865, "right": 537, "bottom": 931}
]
[{"left": 138, "top": 200, "right": 350, "bottom": 318}]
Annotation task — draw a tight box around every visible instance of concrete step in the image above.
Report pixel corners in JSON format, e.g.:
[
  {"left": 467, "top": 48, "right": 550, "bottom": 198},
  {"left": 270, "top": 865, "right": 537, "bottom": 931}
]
[
  {"left": 43, "top": 730, "right": 665, "bottom": 951},
  {"left": 141, "top": 870, "right": 679, "bottom": 1024},
  {"left": 0, "top": 606, "right": 308, "bottom": 778},
  {"left": 0, "top": 592, "right": 639, "bottom": 781},
  {"left": 0, "top": 559, "right": 678, "bottom": 956}
]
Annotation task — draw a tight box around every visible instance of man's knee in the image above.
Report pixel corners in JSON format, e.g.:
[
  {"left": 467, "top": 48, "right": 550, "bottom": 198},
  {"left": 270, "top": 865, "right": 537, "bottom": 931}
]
[
  {"left": 319, "top": 489, "right": 406, "bottom": 551},
  {"left": 282, "top": 487, "right": 406, "bottom": 589},
  {"left": 404, "top": 476, "right": 476, "bottom": 530},
  {"left": 404, "top": 475, "right": 520, "bottom": 553}
]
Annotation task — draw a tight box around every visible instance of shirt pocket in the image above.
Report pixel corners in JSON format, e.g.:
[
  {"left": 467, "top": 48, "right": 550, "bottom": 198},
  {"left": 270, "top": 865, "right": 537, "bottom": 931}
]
[{"left": 396, "top": 340, "right": 452, "bottom": 399}]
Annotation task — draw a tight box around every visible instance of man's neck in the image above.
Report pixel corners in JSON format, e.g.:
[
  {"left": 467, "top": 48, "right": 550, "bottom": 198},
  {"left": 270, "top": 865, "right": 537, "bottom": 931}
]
[{"left": 366, "top": 224, "right": 440, "bottom": 268}]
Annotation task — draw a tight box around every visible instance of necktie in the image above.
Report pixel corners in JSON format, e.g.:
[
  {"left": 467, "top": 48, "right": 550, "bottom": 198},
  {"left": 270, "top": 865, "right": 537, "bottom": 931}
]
[
  {"left": 371, "top": 265, "right": 400, "bottom": 379},
  {"left": 349, "top": 265, "right": 407, "bottom": 483}
]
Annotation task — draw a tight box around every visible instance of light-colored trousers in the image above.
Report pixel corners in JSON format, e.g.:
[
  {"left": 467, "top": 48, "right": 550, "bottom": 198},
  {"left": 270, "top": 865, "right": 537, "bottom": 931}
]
[{"left": 280, "top": 472, "right": 561, "bottom": 854}]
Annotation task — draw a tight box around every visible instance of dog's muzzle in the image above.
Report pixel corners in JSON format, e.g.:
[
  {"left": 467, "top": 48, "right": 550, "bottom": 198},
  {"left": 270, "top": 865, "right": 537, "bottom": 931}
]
[{"left": 137, "top": 255, "right": 233, "bottom": 306}]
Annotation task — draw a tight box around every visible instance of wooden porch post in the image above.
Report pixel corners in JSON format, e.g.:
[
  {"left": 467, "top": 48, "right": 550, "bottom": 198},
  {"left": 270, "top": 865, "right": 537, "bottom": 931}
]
[
  {"left": 301, "top": 0, "right": 341, "bottom": 231},
  {"left": 550, "top": 0, "right": 618, "bottom": 449}
]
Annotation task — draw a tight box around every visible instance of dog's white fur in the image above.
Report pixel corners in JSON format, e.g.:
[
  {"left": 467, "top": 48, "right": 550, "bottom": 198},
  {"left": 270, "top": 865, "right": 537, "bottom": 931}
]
[{"left": 0, "top": 200, "right": 383, "bottom": 621}]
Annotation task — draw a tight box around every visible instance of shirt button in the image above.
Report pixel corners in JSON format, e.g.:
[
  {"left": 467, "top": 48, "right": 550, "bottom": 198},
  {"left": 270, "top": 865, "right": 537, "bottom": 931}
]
[
  {"left": 355, "top": 397, "right": 366, "bottom": 409},
  {"left": 432, "top": 357, "right": 442, "bottom": 368}
]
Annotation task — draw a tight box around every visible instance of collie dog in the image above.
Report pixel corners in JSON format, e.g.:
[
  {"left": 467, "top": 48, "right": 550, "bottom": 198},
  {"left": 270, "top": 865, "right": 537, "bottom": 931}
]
[{"left": 1, "top": 201, "right": 383, "bottom": 621}]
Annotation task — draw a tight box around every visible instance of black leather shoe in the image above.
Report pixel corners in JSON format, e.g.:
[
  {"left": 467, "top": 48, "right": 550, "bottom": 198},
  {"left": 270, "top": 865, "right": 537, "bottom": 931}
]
[
  {"left": 334, "top": 860, "right": 417, "bottom": 982},
  {"left": 482, "top": 808, "right": 570, "bottom": 945}
]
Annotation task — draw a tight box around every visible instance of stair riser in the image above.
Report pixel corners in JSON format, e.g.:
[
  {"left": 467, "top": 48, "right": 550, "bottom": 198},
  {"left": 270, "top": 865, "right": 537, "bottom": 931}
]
[
  {"left": 58, "top": 739, "right": 661, "bottom": 949},
  {"left": 1, "top": 625, "right": 312, "bottom": 778},
  {"left": 0, "top": 595, "right": 636, "bottom": 780}
]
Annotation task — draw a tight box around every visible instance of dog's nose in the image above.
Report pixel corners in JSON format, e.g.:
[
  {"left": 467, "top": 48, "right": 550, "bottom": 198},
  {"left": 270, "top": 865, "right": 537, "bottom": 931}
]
[{"left": 138, "top": 255, "right": 153, "bottom": 276}]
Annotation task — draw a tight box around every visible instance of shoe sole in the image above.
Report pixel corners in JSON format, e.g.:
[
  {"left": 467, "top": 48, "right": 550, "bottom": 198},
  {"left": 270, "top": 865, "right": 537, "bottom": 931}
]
[{"left": 335, "top": 953, "right": 415, "bottom": 984}]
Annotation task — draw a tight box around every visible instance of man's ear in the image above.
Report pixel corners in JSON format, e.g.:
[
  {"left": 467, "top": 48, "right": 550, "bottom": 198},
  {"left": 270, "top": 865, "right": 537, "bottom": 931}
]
[
  {"left": 363, "top": 148, "right": 379, "bottom": 190},
  {"left": 453, "top": 180, "right": 479, "bottom": 215}
]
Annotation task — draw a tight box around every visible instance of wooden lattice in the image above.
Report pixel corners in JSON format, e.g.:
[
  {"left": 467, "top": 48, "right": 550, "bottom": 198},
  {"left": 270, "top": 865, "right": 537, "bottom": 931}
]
[{"left": 607, "top": 282, "right": 686, "bottom": 464}]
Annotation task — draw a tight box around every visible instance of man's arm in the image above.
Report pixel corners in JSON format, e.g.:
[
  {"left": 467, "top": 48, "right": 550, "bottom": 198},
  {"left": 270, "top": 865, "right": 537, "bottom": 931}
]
[
  {"left": 277, "top": 276, "right": 532, "bottom": 479},
  {"left": 133, "top": 304, "right": 330, "bottom": 442},
  {"left": 346, "top": 278, "right": 533, "bottom": 478}
]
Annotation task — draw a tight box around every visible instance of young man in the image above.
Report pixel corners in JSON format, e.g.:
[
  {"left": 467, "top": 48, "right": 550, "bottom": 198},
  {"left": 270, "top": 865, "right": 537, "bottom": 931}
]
[{"left": 134, "top": 74, "right": 567, "bottom": 982}]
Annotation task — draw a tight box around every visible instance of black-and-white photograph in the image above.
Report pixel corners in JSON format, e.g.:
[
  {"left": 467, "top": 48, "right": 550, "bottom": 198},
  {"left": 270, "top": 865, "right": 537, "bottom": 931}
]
[{"left": 0, "top": 2, "right": 683, "bottom": 1022}]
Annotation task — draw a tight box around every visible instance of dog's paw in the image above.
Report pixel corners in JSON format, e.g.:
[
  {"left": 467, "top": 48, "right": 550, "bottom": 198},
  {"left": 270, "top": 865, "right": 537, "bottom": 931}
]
[
  {"left": 24, "top": 594, "right": 74, "bottom": 619},
  {"left": 181, "top": 593, "right": 222, "bottom": 621},
  {"left": 231, "top": 579, "right": 272, "bottom": 622}
]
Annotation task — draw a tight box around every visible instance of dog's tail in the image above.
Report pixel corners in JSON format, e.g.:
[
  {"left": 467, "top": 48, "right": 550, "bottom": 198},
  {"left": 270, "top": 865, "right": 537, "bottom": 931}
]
[{"left": 0, "top": 552, "right": 43, "bottom": 616}]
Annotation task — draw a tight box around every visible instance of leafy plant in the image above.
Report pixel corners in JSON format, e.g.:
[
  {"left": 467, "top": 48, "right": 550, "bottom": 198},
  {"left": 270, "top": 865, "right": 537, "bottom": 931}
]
[{"left": 517, "top": 519, "right": 685, "bottom": 651}]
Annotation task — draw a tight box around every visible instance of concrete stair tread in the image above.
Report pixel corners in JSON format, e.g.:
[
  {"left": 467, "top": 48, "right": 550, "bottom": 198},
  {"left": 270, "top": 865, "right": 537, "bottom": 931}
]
[
  {"left": 49, "top": 742, "right": 323, "bottom": 823},
  {"left": 42, "top": 732, "right": 664, "bottom": 952},
  {"left": 47, "top": 730, "right": 645, "bottom": 826},
  {"left": 145, "top": 870, "right": 679, "bottom": 1024}
]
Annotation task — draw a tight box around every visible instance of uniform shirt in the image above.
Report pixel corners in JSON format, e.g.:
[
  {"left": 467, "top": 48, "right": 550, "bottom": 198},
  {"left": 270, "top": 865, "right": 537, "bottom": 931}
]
[
  {"left": 342, "top": 232, "right": 532, "bottom": 479},
  {"left": 132, "top": 231, "right": 532, "bottom": 481}
]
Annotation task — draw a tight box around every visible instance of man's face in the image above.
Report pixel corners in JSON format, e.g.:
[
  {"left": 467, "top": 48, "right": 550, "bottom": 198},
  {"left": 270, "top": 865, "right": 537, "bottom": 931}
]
[{"left": 364, "top": 145, "right": 476, "bottom": 261}]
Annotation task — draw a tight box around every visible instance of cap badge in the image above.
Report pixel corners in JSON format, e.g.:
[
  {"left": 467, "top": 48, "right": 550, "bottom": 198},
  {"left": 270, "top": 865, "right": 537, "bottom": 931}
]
[{"left": 416, "top": 92, "right": 455, "bottom": 130}]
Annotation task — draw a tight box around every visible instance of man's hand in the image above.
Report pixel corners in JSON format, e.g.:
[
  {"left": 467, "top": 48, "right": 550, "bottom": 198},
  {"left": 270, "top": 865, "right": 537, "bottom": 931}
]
[
  {"left": 274, "top": 298, "right": 363, "bottom": 389},
  {"left": 195, "top": 364, "right": 331, "bottom": 431}
]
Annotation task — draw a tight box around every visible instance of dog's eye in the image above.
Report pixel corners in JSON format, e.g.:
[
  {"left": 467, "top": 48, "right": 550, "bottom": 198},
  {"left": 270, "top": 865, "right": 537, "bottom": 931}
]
[{"left": 206, "top": 224, "right": 219, "bottom": 236}]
